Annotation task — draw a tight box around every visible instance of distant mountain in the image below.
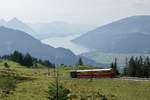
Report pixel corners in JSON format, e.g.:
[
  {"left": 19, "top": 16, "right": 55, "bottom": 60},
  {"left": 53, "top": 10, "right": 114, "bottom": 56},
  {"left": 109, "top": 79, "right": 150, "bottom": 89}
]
[
  {"left": 0, "top": 18, "right": 36, "bottom": 37},
  {"left": 29, "top": 21, "right": 96, "bottom": 39},
  {"left": 0, "top": 19, "right": 6, "bottom": 25},
  {"left": 73, "top": 15, "right": 150, "bottom": 53},
  {"left": 0, "top": 18, "right": 95, "bottom": 39},
  {"left": 0, "top": 26, "right": 99, "bottom": 66}
]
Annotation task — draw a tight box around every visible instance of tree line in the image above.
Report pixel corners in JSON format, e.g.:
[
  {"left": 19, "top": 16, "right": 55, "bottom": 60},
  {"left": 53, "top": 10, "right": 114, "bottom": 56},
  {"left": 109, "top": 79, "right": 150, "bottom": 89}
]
[
  {"left": 124, "top": 56, "right": 150, "bottom": 78},
  {"left": 111, "top": 58, "right": 119, "bottom": 76},
  {"left": 0, "top": 51, "right": 55, "bottom": 68}
]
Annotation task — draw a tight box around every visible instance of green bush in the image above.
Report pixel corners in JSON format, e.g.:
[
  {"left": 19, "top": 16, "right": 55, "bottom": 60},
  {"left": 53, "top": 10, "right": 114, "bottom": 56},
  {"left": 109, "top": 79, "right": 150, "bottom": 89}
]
[
  {"left": 0, "top": 77, "right": 16, "bottom": 97},
  {"left": 4, "top": 62, "right": 10, "bottom": 69},
  {"left": 47, "top": 82, "right": 71, "bottom": 100}
]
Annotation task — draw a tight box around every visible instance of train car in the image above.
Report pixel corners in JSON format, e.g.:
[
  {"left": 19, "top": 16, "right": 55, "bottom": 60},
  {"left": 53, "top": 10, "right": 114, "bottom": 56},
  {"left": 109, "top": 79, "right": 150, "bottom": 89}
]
[{"left": 70, "top": 68, "right": 114, "bottom": 78}]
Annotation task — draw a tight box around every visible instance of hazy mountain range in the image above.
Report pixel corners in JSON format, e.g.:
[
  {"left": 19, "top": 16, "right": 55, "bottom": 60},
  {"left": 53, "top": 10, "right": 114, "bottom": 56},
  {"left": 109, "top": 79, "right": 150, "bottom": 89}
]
[
  {"left": 73, "top": 15, "right": 150, "bottom": 53},
  {"left": 29, "top": 21, "right": 96, "bottom": 39},
  {"left": 0, "top": 26, "right": 99, "bottom": 66},
  {"left": 1, "top": 15, "right": 150, "bottom": 66},
  {"left": 0, "top": 18, "right": 96, "bottom": 39},
  {"left": 0, "top": 18, "right": 35, "bottom": 36}
]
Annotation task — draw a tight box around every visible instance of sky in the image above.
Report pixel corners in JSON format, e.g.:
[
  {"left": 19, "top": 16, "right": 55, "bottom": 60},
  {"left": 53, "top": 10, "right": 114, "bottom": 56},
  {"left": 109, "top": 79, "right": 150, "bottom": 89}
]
[{"left": 0, "top": 0, "right": 150, "bottom": 26}]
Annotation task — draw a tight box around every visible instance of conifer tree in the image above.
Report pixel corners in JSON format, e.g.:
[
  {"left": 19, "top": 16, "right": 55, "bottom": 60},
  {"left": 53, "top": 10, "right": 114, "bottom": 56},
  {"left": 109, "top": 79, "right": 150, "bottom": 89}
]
[
  {"left": 128, "top": 57, "right": 136, "bottom": 77},
  {"left": 23, "top": 53, "right": 33, "bottom": 67},
  {"left": 111, "top": 58, "right": 119, "bottom": 75},
  {"left": 47, "top": 69, "right": 70, "bottom": 100},
  {"left": 78, "top": 57, "right": 84, "bottom": 66}
]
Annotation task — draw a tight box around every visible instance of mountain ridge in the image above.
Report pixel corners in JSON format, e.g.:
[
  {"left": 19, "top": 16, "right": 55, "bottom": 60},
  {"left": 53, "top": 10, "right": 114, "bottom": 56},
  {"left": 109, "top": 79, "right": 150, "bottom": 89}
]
[
  {"left": 29, "top": 21, "right": 96, "bottom": 39},
  {"left": 0, "top": 18, "right": 35, "bottom": 36},
  {"left": 0, "top": 26, "right": 99, "bottom": 66},
  {"left": 73, "top": 15, "right": 150, "bottom": 53}
]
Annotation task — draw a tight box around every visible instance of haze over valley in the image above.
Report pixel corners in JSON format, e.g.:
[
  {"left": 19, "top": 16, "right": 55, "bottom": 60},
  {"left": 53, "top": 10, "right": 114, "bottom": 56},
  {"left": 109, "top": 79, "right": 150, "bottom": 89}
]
[{"left": 1, "top": 16, "right": 150, "bottom": 66}]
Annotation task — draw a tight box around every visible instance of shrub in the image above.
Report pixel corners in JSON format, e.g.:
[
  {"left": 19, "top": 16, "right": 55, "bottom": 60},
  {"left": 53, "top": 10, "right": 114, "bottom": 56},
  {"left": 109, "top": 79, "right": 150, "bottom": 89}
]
[
  {"left": 4, "top": 62, "right": 10, "bottom": 69},
  {"left": 0, "top": 77, "right": 16, "bottom": 97},
  {"left": 47, "top": 82, "right": 71, "bottom": 100}
]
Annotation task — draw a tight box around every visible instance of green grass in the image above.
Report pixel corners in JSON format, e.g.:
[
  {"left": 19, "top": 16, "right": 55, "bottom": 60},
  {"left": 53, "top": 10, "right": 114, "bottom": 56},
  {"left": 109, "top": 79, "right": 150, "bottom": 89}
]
[
  {"left": 0, "top": 60, "right": 150, "bottom": 100},
  {"left": 64, "top": 79, "right": 150, "bottom": 100}
]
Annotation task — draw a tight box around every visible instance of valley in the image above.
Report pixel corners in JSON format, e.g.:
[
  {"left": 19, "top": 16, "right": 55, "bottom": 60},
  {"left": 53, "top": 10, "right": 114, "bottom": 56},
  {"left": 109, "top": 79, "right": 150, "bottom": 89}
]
[{"left": 41, "top": 35, "right": 89, "bottom": 55}]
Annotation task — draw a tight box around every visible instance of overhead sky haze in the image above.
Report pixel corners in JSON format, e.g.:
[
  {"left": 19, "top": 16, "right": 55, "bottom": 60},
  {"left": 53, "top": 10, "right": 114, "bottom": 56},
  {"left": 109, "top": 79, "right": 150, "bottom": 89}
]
[{"left": 0, "top": 0, "right": 150, "bottom": 25}]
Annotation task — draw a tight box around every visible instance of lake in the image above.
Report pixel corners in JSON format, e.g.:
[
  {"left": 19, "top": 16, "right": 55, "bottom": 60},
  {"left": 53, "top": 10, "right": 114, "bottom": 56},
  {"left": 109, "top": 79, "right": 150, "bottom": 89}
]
[{"left": 41, "top": 35, "right": 89, "bottom": 55}]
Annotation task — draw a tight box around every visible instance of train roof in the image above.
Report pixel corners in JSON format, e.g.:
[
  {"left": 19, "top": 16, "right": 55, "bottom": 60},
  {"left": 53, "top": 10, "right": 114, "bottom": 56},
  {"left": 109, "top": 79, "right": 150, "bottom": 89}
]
[{"left": 72, "top": 68, "right": 112, "bottom": 72}]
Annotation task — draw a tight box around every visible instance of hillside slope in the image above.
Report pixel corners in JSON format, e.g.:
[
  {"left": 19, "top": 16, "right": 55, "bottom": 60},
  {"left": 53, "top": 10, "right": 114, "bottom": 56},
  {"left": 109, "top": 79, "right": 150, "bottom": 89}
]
[
  {"left": 0, "top": 60, "right": 150, "bottom": 100},
  {"left": 0, "top": 26, "right": 98, "bottom": 66},
  {"left": 73, "top": 15, "right": 150, "bottom": 53}
]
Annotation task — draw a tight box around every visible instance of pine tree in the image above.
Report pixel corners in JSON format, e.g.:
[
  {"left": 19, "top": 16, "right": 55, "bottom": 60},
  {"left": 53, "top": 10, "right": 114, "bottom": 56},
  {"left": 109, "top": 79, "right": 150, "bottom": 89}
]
[
  {"left": 128, "top": 57, "right": 136, "bottom": 77},
  {"left": 124, "top": 57, "right": 128, "bottom": 75},
  {"left": 23, "top": 53, "right": 33, "bottom": 67},
  {"left": 10, "top": 51, "right": 24, "bottom": 64},
  {"left": 143, "top": 57, "right": 150, "bottom": 78},
  {"left": 146, "top": 57, "right": 150, "bottom": 77},
  {"left": 77, "top": 57, "right": 84, "bottom": 66},
  {"left": 111, "top": 58, "right": 119, "bottom": 76},
  {"left": 47, "top": 69, "right": 70, "bottom": 100},
  {"left": 125, "top": 56, "right": 150, "bottom": 78}
]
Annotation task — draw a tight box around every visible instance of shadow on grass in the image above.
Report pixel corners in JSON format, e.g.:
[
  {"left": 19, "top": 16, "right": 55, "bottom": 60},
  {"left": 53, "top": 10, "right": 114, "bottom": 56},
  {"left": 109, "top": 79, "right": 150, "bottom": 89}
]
[{"left": 0, "top": 68, "right": 37, "bottom": 83}]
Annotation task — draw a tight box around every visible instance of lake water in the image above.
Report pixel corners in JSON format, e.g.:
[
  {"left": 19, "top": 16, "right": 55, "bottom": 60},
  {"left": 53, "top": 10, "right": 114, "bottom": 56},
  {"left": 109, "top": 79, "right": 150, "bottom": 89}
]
[{"left": 41, "top": 35, "right": 89, "bottom": 55}]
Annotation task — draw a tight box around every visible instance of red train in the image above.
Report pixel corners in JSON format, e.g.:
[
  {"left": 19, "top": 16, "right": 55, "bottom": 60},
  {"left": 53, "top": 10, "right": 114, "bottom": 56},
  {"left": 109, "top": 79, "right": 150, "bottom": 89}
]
[{"left": 70, "top": 68, "right": 114, "bottom": 78}]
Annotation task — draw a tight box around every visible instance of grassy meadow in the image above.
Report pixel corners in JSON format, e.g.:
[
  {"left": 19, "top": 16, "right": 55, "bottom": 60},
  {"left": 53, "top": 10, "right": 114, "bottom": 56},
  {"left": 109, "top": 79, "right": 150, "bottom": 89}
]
[{"left": 0, "top": 60, "right": 150, "bottom": 100}]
